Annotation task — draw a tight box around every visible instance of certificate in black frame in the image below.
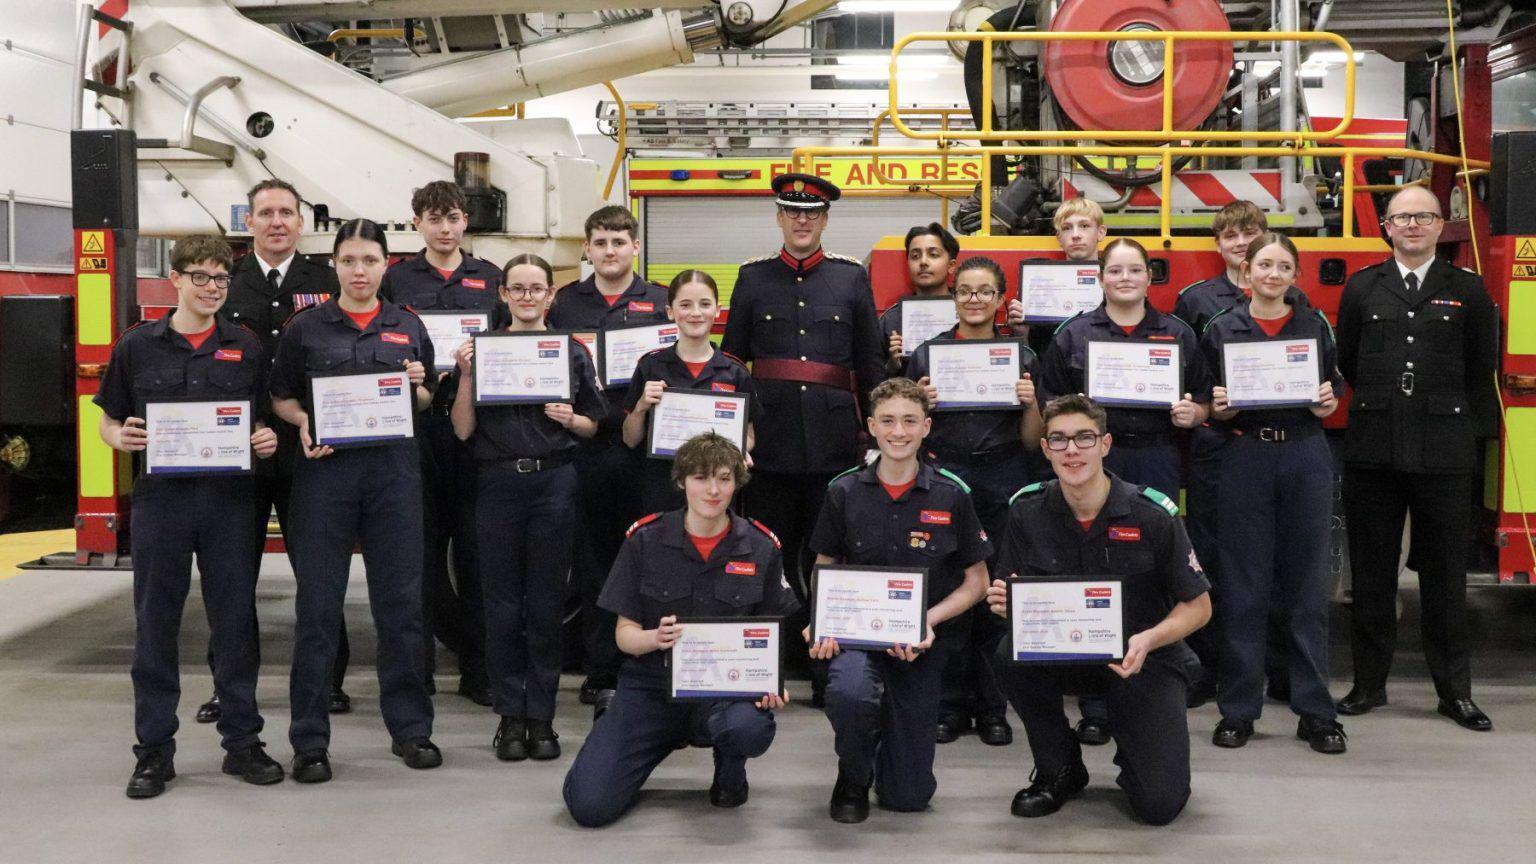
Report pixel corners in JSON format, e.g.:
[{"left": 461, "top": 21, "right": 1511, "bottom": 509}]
[
  {"left": 644, "top": 387, "right": 751, "bottom": 460},
  {"left": 470, "top": 330, "right": 575, "bottom": 407},
  {"left": 896, "top": 296, "right": 960, "bottom": 356},
  {"left": 141, "top": 396, "right": 255, "bottom": 477},
  {"left": 1004, "top": 575, "right": 1128, "bottom": 665},
  {"left": 306, "top": 369, "right": 417, "bottom": 450},
  {"left": 1016, "top": 259, "right": 1103, "bottom": 324},
  {"left": 926, "top": 337, "right": 1025, "bottom": 413},
  {"left": 1084, "top": 338, "right": 1185, "bottom": 409},
  {"left": 413, "top": 309, "right": 492, "bottom": 372},
  {"left": 808, "top": 564, "right": 929, "bottom": 651},
  {"left": 666, "top": 616, "right": 784, "bottom": 702},
  {"left": 1220, "top": 335, "right": 1324, "bottom": 410},
  {"left": 596, "top": 321, "right": 681, "bottom": 389}
]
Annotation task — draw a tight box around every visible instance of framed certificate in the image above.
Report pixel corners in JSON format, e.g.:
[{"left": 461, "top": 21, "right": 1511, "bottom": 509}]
[
  {"left": 143, "top": 398, "right": 253, "bottom": 476},
  {"left": 1085, "top": 340, "right": 1183, "bottom": 408},
  {"left": 1017, "top": 261, "right": 1103, "bottom": 323},
  {"left": 927, "top": 338, "right": 1023, "bottom": 412},
  {"left": 809, "top": 564, "right": 928, "bottom": 651},
  {"left": 646, "top": 388, "right": 750, "bottom": 459},
  {"left": 415, "top": 310, "right": 491, "bottom": 372},
  {"left": 897, "top": 297, "right": 959, "bottom": 355},
  {"left": 308, "top": 370, "right": 416, "bottom": 449},
  {"left": 667, "top": 617, "right": 783, "bottom": 701},
  {"left": 1005, "top": 576, "right": 1126, "bottom": 664},
  {"left": 571, "top": 330, "right": 600, "bottom": 374},
  {"left": 1222, "top": 336, "right": 1322, "bottom": 410},
  {"left": 471, "top": 331, "right": 573, "bottom": 405},
  {"left": 598, "top": 321, "right": 681, "bottom": 388}
]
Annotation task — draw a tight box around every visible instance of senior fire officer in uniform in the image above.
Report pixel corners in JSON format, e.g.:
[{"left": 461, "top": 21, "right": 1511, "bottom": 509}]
[
  {"left": 197, "top": 179, "right": 351, "bottom": 725},
  {"left": 720, "top": 173, "right": 885, "bottom": 704},
  {"left": 1333, "top": 185, "right": 1498, "bottom": 732}
]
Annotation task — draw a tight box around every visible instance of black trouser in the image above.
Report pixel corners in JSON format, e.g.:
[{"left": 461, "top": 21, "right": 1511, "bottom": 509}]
[
  {"left": 419, "top": 413, "right": 485, "bottom": 684},
  {"left": 741, "top": 469, "right": 834, "bottom": 684},
  {"left": 131, "top": 476, "right": 262, "bottom": 758},
  {"left": 572, "top": 434, "right": 643, "bottom": 679},
  {"left": 994, "top": 656, "right": 1193, "bottom": 826},
  {"left": 478, "top": 461, "right": 576, "bottom": 722},
  {"left": 287, "top": 444, "right": 433, "bottom": 753},
  {"left": 209, "top": 425, "right": 348, "bottom": 691},
  {"left": 1343, "top": 467, "right": 1474, "bottom": 701}
]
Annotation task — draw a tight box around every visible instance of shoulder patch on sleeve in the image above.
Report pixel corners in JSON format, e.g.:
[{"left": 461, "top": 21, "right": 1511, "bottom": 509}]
[
  {"left": 1009, "top": 482, "right": 1046, "bottom": 506},
  {"left": 625, "top": 512, "right": 664, "bottom": 538},
  {"left": 748, "top": 518, "right": 782, "bottom": 549},
  {"left": 1140, "top": 487, "right": 1180, "bottom": 516},
  {"left": 827, "top": 464, "right": 863, "bottom": 487},
  {"left": 936, "top": 467, "right": 972, "bottom": 494}
]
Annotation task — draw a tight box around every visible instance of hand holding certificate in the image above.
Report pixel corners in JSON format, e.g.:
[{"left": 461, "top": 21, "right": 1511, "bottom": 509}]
[
  {"left": 416, "top": 311, "right": 490, "bottom": 372},
  {"left": 309, "top": 371, "right": 416, "bottom": 448},
  {"left": 1222, "top": 337, "right": 1321, "bottom": 409},
  {"left": 810, "top": 565, "right": 928, "bottom": 651},
  {"left": 143, "top": 398, "right": 253, "bottom": 476},
  {"left": 472, "top": 332, "right": 573, "bottom": 405},
  {"left": 927, "top": 339, "right": 1023, "bottom": 411},
  {"left": 1006, "top": 576, "right": 1126, "bottom": 664},
  {"left": 598, "top": 322, "right": 681, "bottom": 388},
  {"left": 1086, "top": 340, "right": 1183, "bottom": 408},
  {"left": 1017, "top": 261, "right": 1103, "bottom": 323},
  {"left": 647, "top": 388, "right": 750, "bottom": 458},
  {"left": 897, "top": 297, "right": 959, "bottom": 356},
  {"left": 668, "top": 617, "right": 783, "bottom": 701}
]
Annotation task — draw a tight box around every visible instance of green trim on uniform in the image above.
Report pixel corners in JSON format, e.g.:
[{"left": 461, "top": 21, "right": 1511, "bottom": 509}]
[
  {"left": 1141, "top": 487, "right": 1180, "bottom": 516},
  {"left": 936, "top": 467, "right": 971, "bottom": 494},
  {"left": 1177, "top": 281, "right": 1203, "bottom": 297},
  {"left": 1009, "top": 482, "right": 1046, "bottom": 505},
  {"left": 827, "top": 464, "right": 862, "bottom": 487},
  {"left": 1313, "top": 308, "right": 1335, "bottom": 341},
  {"left": 1201, "top": 305, "right": 1233, "bottom": 336},
  {"left": 1052, "top": 311, "right": 1086, "bottom": 336}
]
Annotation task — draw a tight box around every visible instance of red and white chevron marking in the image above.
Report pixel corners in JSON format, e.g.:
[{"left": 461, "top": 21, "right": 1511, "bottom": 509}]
[{"left": 1062, "top": 170, "right": 1283, "bottom": 210}]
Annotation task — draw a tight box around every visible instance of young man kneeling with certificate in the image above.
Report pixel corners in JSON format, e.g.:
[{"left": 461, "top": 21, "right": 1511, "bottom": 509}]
[
  {"left": 985, "top": 394, "right": 1212, "bottom": 825},
  {"left": 563, "top": 433, "right": 794, "bottom": 827}
]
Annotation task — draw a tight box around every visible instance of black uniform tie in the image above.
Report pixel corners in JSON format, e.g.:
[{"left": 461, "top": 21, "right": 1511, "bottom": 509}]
[
  {"left": 268, "top": 268, "right": 281, "bottom": 292},
  {"left": 1404, "top": 272, "right": 1419, "bottom": 292}
]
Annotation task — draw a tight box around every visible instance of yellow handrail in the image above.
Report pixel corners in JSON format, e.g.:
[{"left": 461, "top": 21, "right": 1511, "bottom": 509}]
[
  {"left": 887, "top": 30, "right": 1358, "bottom": 143},
  {"left": 869, "top": 108, "right": 978, "bottom": 197}
]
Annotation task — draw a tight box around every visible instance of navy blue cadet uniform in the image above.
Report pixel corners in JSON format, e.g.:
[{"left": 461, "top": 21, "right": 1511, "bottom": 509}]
[
  {"left": 548, "top": 273, "right": 671, "bottom": 684},
  {"left": 1335, "top": 258, "right": 1499, "bottom": 702},
  {"left": 622, "top": 345, "right": 761, "bottom": 512},
  {"left": 96, "top": 316, "right": 269, "bottom": 761},
  {"left": 1174, "top": 275, "right": 1310, "bottom": 695},
  {"left": 991, "top": 476, "right": 1210, "bottom": 825},
  {"left": 810, "top": 460, "right": 992, "bottom": 810},
  {"left": 217, "top": 253, "right": 348, "bottom": 687},
  {"left": 906, "top": 326, "right": 1043, "bottom": 726},
  {"left": 563, "top": 511, "right": 797, "bottom": 827},
  {"left": 269, "top": 298, "right": 436, "bottom": 754},
  {"left": 1200, "top": 299, "right": 1343, "bottom": 725},
  {"left": 382, "top": 250, "right": 505, "bottom": 690},
  {"left": 720, "top": 247, "right": 885, "bottom": 608},
  {"left": 454, "top": 341, "right": 606, "bottom": 722}
]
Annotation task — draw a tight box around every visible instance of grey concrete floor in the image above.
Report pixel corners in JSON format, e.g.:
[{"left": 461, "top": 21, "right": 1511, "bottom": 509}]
[{"left": 0, "top": 559, "right": 1532, "bottom": 863}]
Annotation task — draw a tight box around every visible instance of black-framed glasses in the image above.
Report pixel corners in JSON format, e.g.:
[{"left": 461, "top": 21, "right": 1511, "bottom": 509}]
[
  {"left": 1044, "top": 430, "right": 1102, "bottom": 451},
  {"left": 1382, "top": 212, "right": 1442, "bottom": 227},
  {"left": 506, "top": 285, "right": 550, "bottom": 298},
  {"left": 181, "top": 270, "right": 231, "bottom": 288},
  {"left": 778, "top": 207, "right": 826, "bottom": 222},
  {"left": 953, "top": 288, "right": 1000, "bottom": 301}
]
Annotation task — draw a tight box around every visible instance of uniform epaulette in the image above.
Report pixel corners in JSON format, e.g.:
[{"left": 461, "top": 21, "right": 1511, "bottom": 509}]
[
  {"left": 1177, "top": 280, "right": 1205, "bottom": 297},
  {"left": 625, "top": 512, "right": 663, "bottom": 538},
  {"left": 1201, "top": 305, "right": 1234, "bottom": 335},
  {"left": 1052, "top": 310, "right": 1087, "bottom": 336},
  {"left": 280, "top": 304, "right": 322, "bottom": 330},
  {"left": 398, "top": 305, "right": 424, "bottom": 320},
  {"left": 1163, "top": 312, "right": 1197, "bottom": 338},
  {"left": 720, "top": 350, "right": 748, "bottom": 368},
  {"left": 740, "top": 253, "right": 775, "bottom": 266},
  {"left": 748, "top": 518, "right": 782, "bottom": 549},
  {"left": 1140, "top": 487, "right": 1180, "bottom": 516},
  {"left": 827, "top": 464, "right": 863, "bottom": 487},
  {"left": 109, "top": 318, "right": 154, "bottom": 349},
  {"left": 1009, "top": 482, "right": 1046, "bottom": 505},
  {"left": 824, "top": 252, "right": 863, "bottom": 265},
  {"left": 936, "top": 467, "right": 972, "bottom": 494}
]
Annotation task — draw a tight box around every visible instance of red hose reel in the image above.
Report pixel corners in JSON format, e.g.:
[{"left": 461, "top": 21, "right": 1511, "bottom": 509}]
[{"left": 1043, "top": 0, "right": 1233, "bottom": 134}]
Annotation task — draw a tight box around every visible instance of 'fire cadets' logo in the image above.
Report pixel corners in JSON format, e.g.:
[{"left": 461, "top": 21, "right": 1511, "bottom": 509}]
[
  {"left": 628, "top": 301, "right": 654, "bottom": 313},
  {"left": 1189, "top": 549, "right": 1204, "bottom": 573},
  {"left": 714, "top": 401, "right": 737, "bottom": 419},
  {"left": 712, "top": 382, "right": 736, "bottom": 392},
  {"left": 979, "top": 529, "right": 988, "bottom": 543},
  {"left": 887, "top": 579, "right": 914, "bottom": 600},
  {"left": 1085, "top": 586, "right": 1113, "bottom": 609},
  {"left": 658, "top": 326, "right": 679, "bottom": 345},
  {"left": 1077, "top": 269, "right": 1098, "bottom": 284},
  {"left": 381, "top": 332, "right": 410, "bottom": 344},
  {"left": 1108, "top": 526, "right": 1140, "bottom": 542},
  {"left": 725, "top": 561, "right": 756, "bottom": 576},
  {"left": 462, "top": 278, "right": 486, "bottom": 290},
  {"left": 214, "top": 349, "right": 243, "bottom": 362},
  {"left": 459, "top": 318, "right": 481, "bottom": 331},
  {"left": 378, "top": 377, "right": 403, "bottom": 397},
  {"left": 919, "top": 510, "right": 951, "bottom": 525},
  {"left": 538, "top": 340, "right": 561, "bottom": 358},
  {"left": 216, "top": 406, "right": 242, "bottom": 427},
  {"left": 989, "top": 347, "right": 1011, "bottom": 366},
  {"left": 743, "top": 627, "right": 770, "bottom": 649},
  {"left": 1148, "top": 348, "right": 1172, "bottom": 366},
  {"left": 1286, "top": 344, "right": 1310, "bottom": 362}
]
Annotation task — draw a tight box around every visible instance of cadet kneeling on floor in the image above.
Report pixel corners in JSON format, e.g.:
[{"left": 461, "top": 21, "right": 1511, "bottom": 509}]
[{"left": 986, "top": 394, "right": 1212, "bottom": 826}]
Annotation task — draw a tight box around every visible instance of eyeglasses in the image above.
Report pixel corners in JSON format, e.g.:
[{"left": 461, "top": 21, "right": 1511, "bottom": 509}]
[
  {"left": 1044, "top": 430, "right": 1102, "bottom": 451},
  {"left": 1383, "top": 212, "right": 1443, "bottom": 227},
  {"left": 779, "top": 208, "right": 826, "bottom": 222},
  {"left": 181, "top": 270, "right": 231, "bottom": 288},
  {"left": 954, "top": 288, "right": 1000, "bottom": 301},
  {"left": 506, "top": 286, "right": 550, "bottom": 298}
]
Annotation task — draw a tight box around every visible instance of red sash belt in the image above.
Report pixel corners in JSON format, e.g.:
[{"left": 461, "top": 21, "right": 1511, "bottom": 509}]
[{"left": 751, "top": 358, "right": 856, "bottom": 392}]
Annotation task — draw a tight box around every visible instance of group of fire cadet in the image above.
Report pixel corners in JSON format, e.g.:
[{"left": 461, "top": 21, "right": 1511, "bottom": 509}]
[{"left": 103, "top": 168, "right": 1497, "bottom": 826}]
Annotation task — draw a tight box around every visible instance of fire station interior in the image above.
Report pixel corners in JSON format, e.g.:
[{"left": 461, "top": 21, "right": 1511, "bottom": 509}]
[{"left": 2, "top": 0, "right": 1536, "bottom": 859}]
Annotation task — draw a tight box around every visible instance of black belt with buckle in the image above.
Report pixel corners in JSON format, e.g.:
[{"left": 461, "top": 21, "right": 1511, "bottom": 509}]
[
  {"left": 1242, "top": 425, "right": 1321, "bottom": 443},
  {"left": 1400, "top": 372, "right": 1415, "bottom": 396},
  {"left": 502, "top": 454, "right": 572, "bottom": 473}
]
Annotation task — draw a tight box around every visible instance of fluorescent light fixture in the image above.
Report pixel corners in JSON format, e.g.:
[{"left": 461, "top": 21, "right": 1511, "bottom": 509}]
[
  {"left": 1308, "top": 51, "right": 1366, "bottom": 64},
  {"left": 835, "top": 53, "right": 950, "bottom": 68},
  {"left": 838, "top": 1, "right": 961, "bottom": 13}
]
